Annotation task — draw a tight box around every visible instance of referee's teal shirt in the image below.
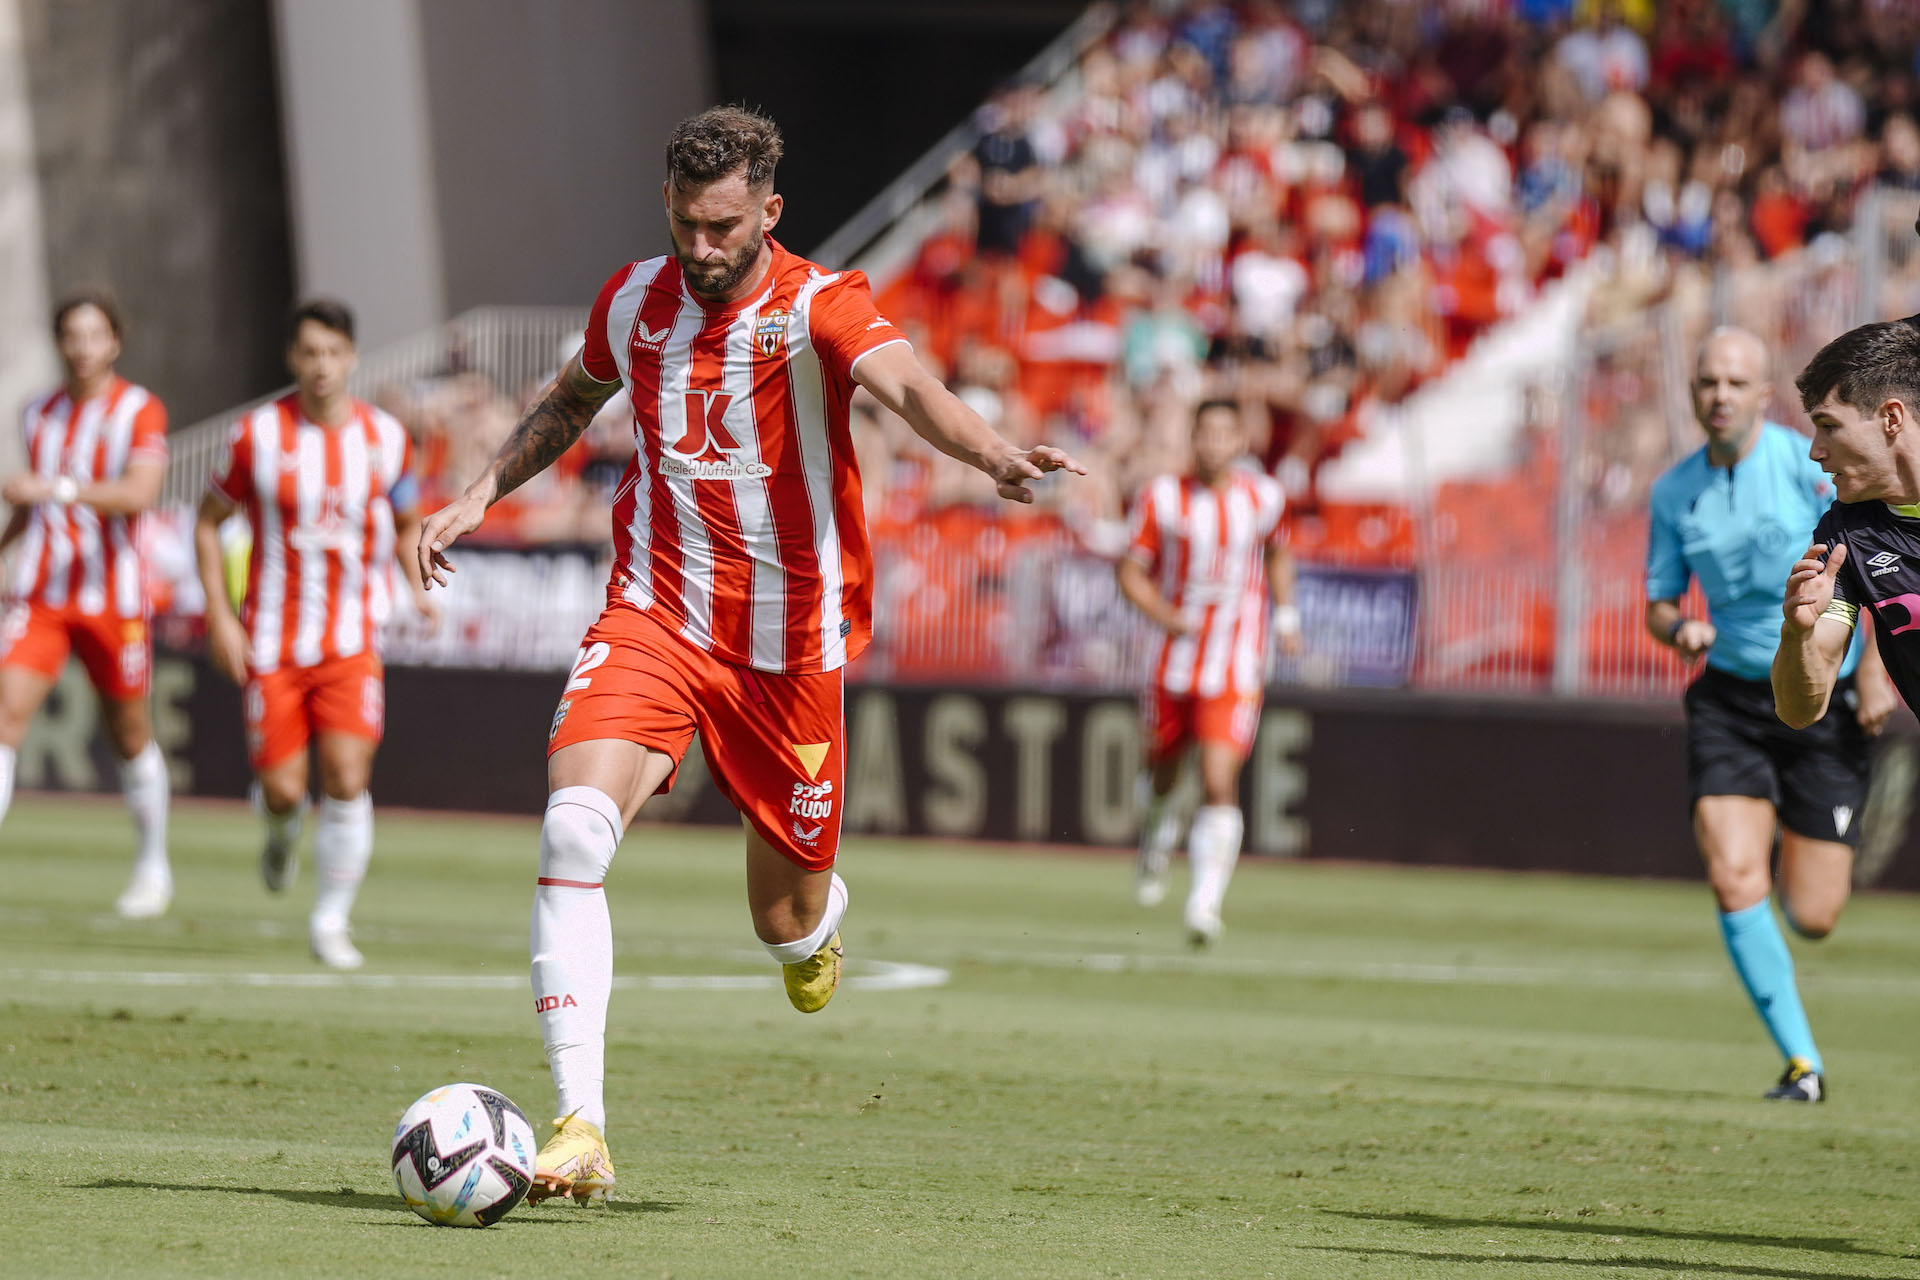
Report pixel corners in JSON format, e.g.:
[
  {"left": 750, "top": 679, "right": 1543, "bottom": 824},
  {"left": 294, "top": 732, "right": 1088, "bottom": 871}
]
[{"left": 1646, "top": 421, "right": 1861, "bottom": 681}]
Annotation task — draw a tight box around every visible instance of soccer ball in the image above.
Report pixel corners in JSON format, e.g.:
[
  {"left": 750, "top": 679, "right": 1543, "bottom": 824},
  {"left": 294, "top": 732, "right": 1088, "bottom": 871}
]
[{"left": 391, "top": 1083, "right": 538, "bottom": 1227}]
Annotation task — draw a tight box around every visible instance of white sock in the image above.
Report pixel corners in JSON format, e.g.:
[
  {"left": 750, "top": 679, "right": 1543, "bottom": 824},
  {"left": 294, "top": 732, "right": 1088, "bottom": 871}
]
[
  {"left": 0, "top": 743, "right": 16, "bottom": 827},
  {"left": 310, "top": 791, "right": 373, "bottom": 932},
  {"left": 120, "top": 741, "right": 170, "bottom": 883},
  {"left": 1185, "top": 804, "right": 1244, "bottom": 921},
  {"left": 531, "top": 785, "right": 624, "bottom": 1133},
  {"left": 1136, "top": 773, "right": 1181, "bottom": 858},
  {"left": 761, "top": 874, "right": 849, "bottom": 965}
]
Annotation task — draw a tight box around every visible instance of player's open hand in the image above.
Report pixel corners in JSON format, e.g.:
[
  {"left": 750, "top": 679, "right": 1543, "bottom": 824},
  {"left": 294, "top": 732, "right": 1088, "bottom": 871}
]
[
  {"left": 417, "top": 487, "right": 491, "bottom": 590},
  {"left": 1783, "top": 541, "right": 1846, "bottom": 633},
  {"left": 1671, "top": 619, "right": 1716, "bottom": 662},
  {"left": 990, "top": 444, "right": 1087, "bottom": 504}
]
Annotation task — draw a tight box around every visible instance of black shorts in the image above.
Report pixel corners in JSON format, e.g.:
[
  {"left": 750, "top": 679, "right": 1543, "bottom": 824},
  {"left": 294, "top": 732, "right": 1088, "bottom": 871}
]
[{"left": 1684, "top": 667, "right": 1870, "bottom": 846}]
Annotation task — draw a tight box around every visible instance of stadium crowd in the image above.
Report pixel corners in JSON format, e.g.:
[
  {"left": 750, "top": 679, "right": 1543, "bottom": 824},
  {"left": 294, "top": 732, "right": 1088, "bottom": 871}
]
[{"left": 334, "top": 0, "right": 1920, "bottom": 584}]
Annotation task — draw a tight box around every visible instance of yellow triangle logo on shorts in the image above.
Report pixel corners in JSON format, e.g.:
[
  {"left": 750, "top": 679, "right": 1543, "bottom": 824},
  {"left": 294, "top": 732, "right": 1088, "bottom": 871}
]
[{"left": 789, "top": 741, "right": 831, "bottom": 780}]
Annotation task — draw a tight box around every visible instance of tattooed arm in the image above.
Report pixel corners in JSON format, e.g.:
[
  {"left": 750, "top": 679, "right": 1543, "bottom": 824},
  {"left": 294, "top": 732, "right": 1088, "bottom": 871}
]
[{"left": 415, "top": 353, "right": 619, "bottom": 590}]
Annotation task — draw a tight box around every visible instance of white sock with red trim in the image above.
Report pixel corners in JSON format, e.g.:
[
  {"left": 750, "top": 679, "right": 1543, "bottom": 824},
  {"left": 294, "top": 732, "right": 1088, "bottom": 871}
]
[
  {"left": 310, "top": 791, "right": 373, "bottom": 931},
  {"left": 120, "top": 741, "right": 171, "bottom": 883},
  {"left": 531, "top": 785, "right": 623, "bottom": 1132},
  {"left": 760, "top": 874, "right": 849, "bottom": 965}
]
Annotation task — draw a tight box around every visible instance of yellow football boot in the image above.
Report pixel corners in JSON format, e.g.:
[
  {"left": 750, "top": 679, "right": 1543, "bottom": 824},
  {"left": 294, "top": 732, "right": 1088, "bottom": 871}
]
[
  {"left": 528, "top": 1112, "right": 615, "bottom": 1204},
  {"left": 783, "top": 931, "right": 843, "bottom": 1013}
]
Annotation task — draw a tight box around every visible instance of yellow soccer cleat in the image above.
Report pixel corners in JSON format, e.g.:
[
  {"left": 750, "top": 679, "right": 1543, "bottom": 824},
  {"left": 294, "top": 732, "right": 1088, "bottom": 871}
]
[
  {"left": 783, "top": 931, "right": 843, "bottom": 1013},
  {"left": 527, "top": 1112, "right": 615, "bottom": 1205}
]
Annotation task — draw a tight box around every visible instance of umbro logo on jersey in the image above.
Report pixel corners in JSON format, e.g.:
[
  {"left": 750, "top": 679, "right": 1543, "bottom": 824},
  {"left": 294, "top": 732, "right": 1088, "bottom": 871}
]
[{"left": 1870, "top": 551, "right": 1904, "bottom": 577}]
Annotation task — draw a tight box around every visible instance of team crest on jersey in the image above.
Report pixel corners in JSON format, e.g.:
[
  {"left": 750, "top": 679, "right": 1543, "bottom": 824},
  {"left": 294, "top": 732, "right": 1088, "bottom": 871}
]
[
  {"left": 549, "top": 700, "right": 571, "bottom": 741},
  {"left": 755, "top": 310, "right": 790, "bottom": 358}
]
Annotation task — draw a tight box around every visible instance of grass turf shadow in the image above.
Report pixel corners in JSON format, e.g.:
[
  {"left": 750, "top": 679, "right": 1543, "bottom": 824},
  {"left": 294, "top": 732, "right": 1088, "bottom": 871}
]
[
  {"left": 75, "top": 1178, "right": 677, "bottom": 1216},
  {"left": 1318, "top": 1210, "right": 1901, "bottom": 1260},
  {"left": 1298, "top": 1245, "right": 1915, "bottom": 1279}
]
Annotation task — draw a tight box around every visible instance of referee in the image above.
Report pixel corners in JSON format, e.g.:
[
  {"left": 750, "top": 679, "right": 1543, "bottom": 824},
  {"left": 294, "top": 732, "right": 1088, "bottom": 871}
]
[{"left": 1646, "top": 326, "right": 1895, "bottom": 1103}]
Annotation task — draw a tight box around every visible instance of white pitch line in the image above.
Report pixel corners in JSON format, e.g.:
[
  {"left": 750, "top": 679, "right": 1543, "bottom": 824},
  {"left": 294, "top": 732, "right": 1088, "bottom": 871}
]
[
  {"left": 0, "top": 959, "right": 950, "bottom": 995},
  {"left": 947, "top": 948, "right": 1920, "bottom": 997},
  {"left": 10, "top": 950, "right": 1920, "bottom": 999}
]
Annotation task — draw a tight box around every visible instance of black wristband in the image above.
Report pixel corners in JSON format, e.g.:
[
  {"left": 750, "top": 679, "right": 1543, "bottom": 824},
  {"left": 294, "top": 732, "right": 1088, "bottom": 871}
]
[{"left": 1667, "top": 616, "right": 1688, "bottom": 642}]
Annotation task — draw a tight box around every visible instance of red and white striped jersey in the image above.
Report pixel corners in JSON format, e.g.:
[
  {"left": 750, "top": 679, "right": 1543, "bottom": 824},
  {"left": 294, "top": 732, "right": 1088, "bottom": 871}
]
[
  {"left": 580, "top": 239, "right": 908, "bottom": 674},
  {"left": 1125, "top": 469, "right": 1285, "bottom": 698},
  {"left": 12, "top": 377, "right": 169, "bottom": 618},
  {"left": 210, "top": 395, "right": 416, "bottom": 674}
]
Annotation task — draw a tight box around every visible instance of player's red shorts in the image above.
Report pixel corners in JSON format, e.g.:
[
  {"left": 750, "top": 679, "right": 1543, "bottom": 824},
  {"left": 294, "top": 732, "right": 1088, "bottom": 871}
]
[
  {"left": 0, "top": 600, "right": 150, "bottom": 700},
  {"left": 1142, "top": 686, "right": 1262, "bottom": 766},
  {"left": 548, "top": 602, "right": 844, "bottom": 872},
  {"left": 244, "top": 650, "right": 385, "bottom": 771}
]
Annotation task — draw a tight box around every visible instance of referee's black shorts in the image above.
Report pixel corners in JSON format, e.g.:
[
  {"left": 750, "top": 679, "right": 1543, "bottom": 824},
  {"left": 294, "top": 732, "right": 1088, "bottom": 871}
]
[{"left": 1684, "top": 666, "right": 1870, "bottom": 846}]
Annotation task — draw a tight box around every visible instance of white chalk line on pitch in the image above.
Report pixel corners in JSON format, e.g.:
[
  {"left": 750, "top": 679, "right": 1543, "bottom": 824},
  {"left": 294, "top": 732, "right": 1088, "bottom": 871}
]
[
  {"left": 10, "top": 950, "right": 1920, "bottom": 998},
  {"left": 941, "top": 947, "right": 1920, "bottom": 997},
  {"left": 0, "top": 959, "right": 950, "bottom": 995}
]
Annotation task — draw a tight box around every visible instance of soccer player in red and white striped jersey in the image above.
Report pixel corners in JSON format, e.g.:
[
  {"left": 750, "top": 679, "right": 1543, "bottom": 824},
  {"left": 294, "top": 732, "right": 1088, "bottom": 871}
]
[
  {"left": 193, "top": 298, "right": 438, "bottom": 969},
  {"left": 0, "top": 290, "right": 172, "bottom": 918},
  {"left": 417, "top": 106, "right": 1083, "bottom": 1203},
  {"left": 1118, "top": 399, "right": 1301, "bottom": 945}
]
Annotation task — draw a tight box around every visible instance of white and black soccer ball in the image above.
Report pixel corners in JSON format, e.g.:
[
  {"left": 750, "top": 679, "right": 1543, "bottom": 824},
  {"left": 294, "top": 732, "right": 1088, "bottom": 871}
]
[{"left": 391, "top": 1083, "right": 537, "bottom": 1227}]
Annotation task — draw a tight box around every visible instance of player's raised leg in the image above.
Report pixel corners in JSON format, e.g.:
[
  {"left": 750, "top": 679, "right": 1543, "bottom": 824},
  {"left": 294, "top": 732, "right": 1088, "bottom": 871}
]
[
  {"left": 1775, "top": 832, "right": 1852, "bottom": 941},
  {"left": 100, "top": 694, "right": 171, "bottom": 920},
  {"left": 527, "top": 736, "right": 673, "bottom": 1204},
  {"left": 1183, "top": 737, "right": 1247, "bottom": 947},
  {"left": 1696, "top": 796, "right": 1825, "bottom": 1098},
  {"left": 746, "top": 822, "right": 847, "bottom": 1012},
  {"left": 309, "top": 729, "right": 377, "bottom": 970}
]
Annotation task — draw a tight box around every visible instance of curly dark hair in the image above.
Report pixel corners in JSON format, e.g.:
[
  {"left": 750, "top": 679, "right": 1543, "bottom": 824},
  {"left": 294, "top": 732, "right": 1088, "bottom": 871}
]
[
  {"left": 287, "top": 296, "right": 355, "bottom": 345},
  {"left": 1796, "top": 319, "right": 1920, "bottom": 417},
  {"left": 53, "top": 288, "right": 123, "bottom": 340},
  {"left": 666, "top": 106, "right": 784, "bottom": 191}
]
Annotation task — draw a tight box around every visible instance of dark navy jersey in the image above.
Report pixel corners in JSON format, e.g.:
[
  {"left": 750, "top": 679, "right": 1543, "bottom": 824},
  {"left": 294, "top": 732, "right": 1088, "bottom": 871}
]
[{"left": 1813, "top": 499, "right": 1920, "bottom": 707}]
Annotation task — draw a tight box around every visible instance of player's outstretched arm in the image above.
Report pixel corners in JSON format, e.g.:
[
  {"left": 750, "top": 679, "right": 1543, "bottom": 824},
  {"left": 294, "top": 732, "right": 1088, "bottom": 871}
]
[
  {"left": 192, "top": 489, "right": 249, "bottom": 684},
  {"left": 1773, "top": 541, "right": 1852, "bottom": 728},
  {"left": 416, "top": 354, "right": 618, "bottom": 590},
  {"left": 1, "top": 459, "right": 162, "bottom": 517},
  {"left": 851, "top": 343, "right": 1085, "bottom": 504}
]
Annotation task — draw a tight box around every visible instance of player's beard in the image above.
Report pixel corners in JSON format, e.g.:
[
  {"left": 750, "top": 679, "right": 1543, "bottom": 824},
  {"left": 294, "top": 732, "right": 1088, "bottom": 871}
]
[{"left": 679, "top": 228, "right": 766, "bottom": 301}]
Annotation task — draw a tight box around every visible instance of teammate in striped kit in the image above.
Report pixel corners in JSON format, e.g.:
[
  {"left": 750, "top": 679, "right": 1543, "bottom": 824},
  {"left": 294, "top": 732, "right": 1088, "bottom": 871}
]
[
  {"left": 0, "top": 290, "right": 172, "bottom": 918},
  {"left": 192, "top": 298, "right": 437, "bottom": 969},
  {"left": 1119, "top": 400, "right": 1301, "bottom": 946},
  {"left": 416, "top": 106, "right": 1084, "bottom": 1203}
]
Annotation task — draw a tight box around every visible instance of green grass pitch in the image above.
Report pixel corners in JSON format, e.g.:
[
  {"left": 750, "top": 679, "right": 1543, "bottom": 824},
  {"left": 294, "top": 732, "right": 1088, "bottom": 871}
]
[{"left": 4, "top": 793, "right": 1920, "bottom": 1278}]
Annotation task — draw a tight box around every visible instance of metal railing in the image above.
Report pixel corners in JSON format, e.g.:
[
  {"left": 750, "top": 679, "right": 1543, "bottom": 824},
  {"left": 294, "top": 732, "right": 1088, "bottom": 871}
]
[
  {"left": 161, "top": 306, "right": 588, "bottom": 507},
  {"left": 808, "top": 2, "right": 1118, "bottom": 278}
]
